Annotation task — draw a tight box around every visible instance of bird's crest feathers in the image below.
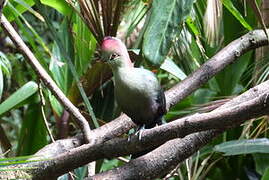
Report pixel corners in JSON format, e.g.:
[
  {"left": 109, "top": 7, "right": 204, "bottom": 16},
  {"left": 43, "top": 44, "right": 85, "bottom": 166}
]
[
  {"left": 101, "top": 36, "right": 133, "bottom": 67},
  {"left": 101, "top": 36, "right": 125, "bottom": 53}
]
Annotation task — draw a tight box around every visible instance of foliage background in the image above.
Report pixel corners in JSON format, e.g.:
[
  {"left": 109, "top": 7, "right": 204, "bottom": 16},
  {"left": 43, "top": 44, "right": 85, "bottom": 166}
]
[{"left": 0, "top": 0, "right": 268, "bottom": 179}]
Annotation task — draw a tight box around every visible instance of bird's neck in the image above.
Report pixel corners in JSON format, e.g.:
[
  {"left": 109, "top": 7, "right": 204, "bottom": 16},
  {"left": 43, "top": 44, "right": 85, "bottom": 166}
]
[{"left": 109, "top": 56, "right": 133, "bottom": 73}]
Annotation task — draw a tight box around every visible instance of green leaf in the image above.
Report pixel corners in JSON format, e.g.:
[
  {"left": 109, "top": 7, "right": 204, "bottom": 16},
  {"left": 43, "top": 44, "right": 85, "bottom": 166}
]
[
  {"left": 0, "top": 51, "right": 9, "bottom": 102},
  {"left": 262, "top": 168, "right": 269, "bottom": 180},
  {"left": 214, "top": 138, "right": 269, "bottom": 156},
  {"left": 40, "top": 0, "right": 72, "bottom": 15},
  {"left": 0, "top": 68, "right": 3, "bottom": 102},
  {"left": 13, "top": 0, "right": 44, "bottom": 20},
  {"left": 253, "top": 153, "right": 269, "bottom": 175},
  {"left": 143, "top": 0, "right": 196, "bottom": 66},
  {"left": 160, "top": 58, "right": 187, "bottom": 80},
  {"left": 0, "top": 51, "right": 12, "bottom": 76},
  {"left": 221, "top": 0, "right": 252, "bottom": 30},
  {"left": 186, "top": 16, "right": 200, "bottom": 36},
  {"left": 0, "top": 81, "right": 38, "bottom": 116},
  {"left": 3, "top": 0, "right": 35, "bottom": 21},
  {"left": 73, "top": 15, "right": 96, "bottom": 76},
  {"left": 74, "top": 166, "right": 87, "bottom": 180},
  {"left": 17, "top": 102, "right": 48, "bottom": 155},
  {"left": 49, "top": 43, "right": 68, "bottom": 93},
  {"left": 100, "top": 159, "right": 121, "bottom": 171},
  {"left": 193, "top": 88, "right": 217, "bottom": 104},
  {"left": 49, "top": 92, "right": 63, "bottom": 116},
  {"left": 216, "top": 51, "right": 252, "bottom": 96}
]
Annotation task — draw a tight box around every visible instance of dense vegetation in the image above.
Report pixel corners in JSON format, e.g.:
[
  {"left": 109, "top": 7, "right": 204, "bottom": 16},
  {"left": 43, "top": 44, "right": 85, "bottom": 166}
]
[{"left": 0, "top": 0, "right": 269, "bottom": 179}]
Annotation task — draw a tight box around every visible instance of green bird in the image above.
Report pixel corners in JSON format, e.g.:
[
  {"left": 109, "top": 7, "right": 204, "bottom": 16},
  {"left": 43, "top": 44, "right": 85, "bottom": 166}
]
[{"left": 100, "top": 36, "right": 166, "bottom": 135}]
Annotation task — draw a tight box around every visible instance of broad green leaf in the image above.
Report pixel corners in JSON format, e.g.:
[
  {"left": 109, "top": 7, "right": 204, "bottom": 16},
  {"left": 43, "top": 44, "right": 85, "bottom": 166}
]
[
  {"left": 49, "top": 92, "right": 63, "bottom": 116},
  {"left": 73, "top": 15, "right": 96, "bottom": 76},
  {"left": 13, "top": 0, "right": 44, "bottom": 20},
  {"left": 214, "top": 138, "right": 269, "bottom": 156},
  {"left": 253, "top": 153, "right": 269, "bottom": 175},
  {"left": 17, "top": 102, "right": 48, "bottom": 155},
  {"left": 0, "top": 81, "right": 38, "bottom": 116},
  {"left": 221, "top": 0, "right": 252, "bottom": 30},
  {"left": 49, "top": 43, "right": 68, "bottom": 93},
  {"left": 40, "top": 0, "right": 72, "bottom": 15},
  {"left": 193, "top": 88, "right": 217, "bottom": 104},
  {"left": 216, "top": 51, "right": 252, "bottom": 96},
  {"left": 262, "top": 168, "right": 269, "bottom": 180},
  {"left": 143, "top": 0, "right": 196, "bottom": 66},
  {"left": 160, "top": 58, "right": 187, "bottom": 80},
  {"left": 3, "top": 0, "right": 35, "bottom": 21}
]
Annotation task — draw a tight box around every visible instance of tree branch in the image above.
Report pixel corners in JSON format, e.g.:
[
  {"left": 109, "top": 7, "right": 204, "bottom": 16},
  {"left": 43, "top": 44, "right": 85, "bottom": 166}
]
[
  {"left": 0, "top": 15, "right": 93, "bottom": 143},
  {"left": 1, "top": 17, "right": 269, "bottom": 179},
  {"left": 19, "top": 29, "right": 269, "bottom": 179},
  {"left": 28, "top": 79, "right": 269, "bottom": 179},
  {"left": 83, "top": 29, "right": 269, "bottom": 145},
  {"left": 165, "top": 29, "right": 269, "bottom": 108},
  {"left": 88, "top": 130, "right": 222, "bottom": 180}
]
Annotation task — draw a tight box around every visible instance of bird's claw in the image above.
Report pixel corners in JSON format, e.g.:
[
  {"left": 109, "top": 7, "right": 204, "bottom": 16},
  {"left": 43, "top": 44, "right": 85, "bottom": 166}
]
[
  {"left": 135, "top": 124, "right": 145, "bottom": 141},
  {"left": 138, "top": 130, "right": 143, "bottom": 141},
  {"left": 127, "top": 135, "right": 131, "bottom": 142}
]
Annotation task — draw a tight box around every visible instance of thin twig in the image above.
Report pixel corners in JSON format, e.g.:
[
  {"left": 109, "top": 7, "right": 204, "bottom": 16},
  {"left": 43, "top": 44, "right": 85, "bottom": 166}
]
[
  {"left": 117, "top": 157, "right": 129, "bottom": 163},
  {"left": 38, "top": 81, "right": 55, "bottom": 142},
  {"left": 163, "top": 163, "right": 182, "bottom": 180},
  {"left": 0, "top": 15, "right": 93, "bottom": 144}
]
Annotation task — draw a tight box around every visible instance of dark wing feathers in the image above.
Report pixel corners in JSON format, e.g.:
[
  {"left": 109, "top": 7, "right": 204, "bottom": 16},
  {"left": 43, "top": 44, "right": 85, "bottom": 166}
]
[{"left": 156, "top": 88, "right": 167, "bottom": 117}]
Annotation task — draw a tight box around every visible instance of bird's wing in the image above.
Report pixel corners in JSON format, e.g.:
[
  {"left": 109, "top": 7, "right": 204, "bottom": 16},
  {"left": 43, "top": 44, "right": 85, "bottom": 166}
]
[
  {"left": 156, "top": 88, "right": 167, "bottom": 117},
  {"left": 137, "top": 68, "right": 167, "bottom": 116}
]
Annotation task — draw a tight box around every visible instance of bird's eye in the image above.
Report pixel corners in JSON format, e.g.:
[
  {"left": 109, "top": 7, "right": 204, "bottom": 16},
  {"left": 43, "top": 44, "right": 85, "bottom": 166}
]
[{"left": 110, "top": 53, "right": 119, "bottom": 60}]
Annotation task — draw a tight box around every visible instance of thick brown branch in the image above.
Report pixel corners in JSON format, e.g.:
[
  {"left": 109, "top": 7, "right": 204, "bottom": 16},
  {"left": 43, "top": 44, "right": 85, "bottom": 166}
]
[
  {"left": 165, "top": 30, "right": 269, "bottom": 108},
  {"left": 30, "top": 79, "right": 269, "bottom": 179},
  {"left": 0, "top": 15, "right": 93, "bottom": 143},
  {"left": 88, "top": 130, "right": 222, "bottom": 180},
  {"left": 14, "top": 29, "right": 269, "bottom": 179},
  {"left": 34, "top": 27, "right": 269, "bottom": 156}
]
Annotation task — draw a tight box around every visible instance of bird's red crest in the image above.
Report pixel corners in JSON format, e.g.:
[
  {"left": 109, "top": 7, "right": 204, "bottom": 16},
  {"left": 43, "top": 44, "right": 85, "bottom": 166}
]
[
  {"left": 101, "top": 36, "right": 133, "bottom": 67},
  {"left": 101, "top": 36, "right": 120, "bottom": 52}
]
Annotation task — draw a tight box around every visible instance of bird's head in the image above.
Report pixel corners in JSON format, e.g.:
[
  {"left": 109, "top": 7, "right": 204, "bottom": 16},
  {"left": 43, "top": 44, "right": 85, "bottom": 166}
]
[{"left": 100, "top": 36, "right": 132, "bottom": 68}]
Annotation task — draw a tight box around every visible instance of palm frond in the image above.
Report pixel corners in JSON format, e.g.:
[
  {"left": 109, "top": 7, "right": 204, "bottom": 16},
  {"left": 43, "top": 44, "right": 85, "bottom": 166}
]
[
  {"left": 204, "top": 0, "right": 223, "bottom": 46},
  {"left": 74, "top": 0, "right": 127, "bottom": 43}
]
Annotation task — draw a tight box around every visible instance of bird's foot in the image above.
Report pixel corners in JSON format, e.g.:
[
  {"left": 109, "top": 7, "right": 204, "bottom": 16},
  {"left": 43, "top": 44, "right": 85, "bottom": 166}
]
[
  {"left": 135, "top": 125, "right": 145, "bottom": 141},
  {"left": 127, "top": 125, "right": 145, "bottom": 142}
]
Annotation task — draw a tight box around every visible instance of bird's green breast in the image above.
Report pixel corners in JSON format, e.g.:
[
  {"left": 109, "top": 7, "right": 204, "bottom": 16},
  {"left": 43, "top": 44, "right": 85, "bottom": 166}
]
[{"left": 113, "top": 67, "right": 160, "bottom": 123}]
